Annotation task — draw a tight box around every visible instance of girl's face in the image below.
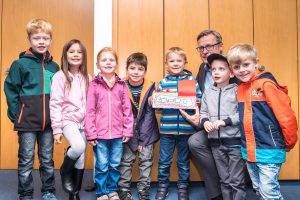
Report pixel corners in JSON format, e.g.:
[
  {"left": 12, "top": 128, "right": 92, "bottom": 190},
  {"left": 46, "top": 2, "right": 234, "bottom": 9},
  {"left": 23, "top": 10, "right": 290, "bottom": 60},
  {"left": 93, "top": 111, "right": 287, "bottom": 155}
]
[
  {"left": 97, "top": 52, "right": 117, "bottom": 75},
  {"left": 166, "top": 52, "right": 186, "bottom": 75},
  {"left": 67, "top": 43, "right": 83, "bottom": 68}
]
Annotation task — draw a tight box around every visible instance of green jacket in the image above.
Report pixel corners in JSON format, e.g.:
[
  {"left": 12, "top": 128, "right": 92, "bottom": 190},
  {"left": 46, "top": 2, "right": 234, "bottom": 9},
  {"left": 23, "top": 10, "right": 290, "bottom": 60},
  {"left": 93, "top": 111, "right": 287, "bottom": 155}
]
[{"left": 4, "top": 49, "right": 59, "bottom": 131}]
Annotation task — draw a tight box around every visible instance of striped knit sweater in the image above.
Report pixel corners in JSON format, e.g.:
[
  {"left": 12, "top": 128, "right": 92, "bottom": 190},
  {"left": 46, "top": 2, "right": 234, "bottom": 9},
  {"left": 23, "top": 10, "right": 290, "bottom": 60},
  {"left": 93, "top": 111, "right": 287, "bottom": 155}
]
[{"left": 157, "top": 70, "right": 202, "bottom": 135}]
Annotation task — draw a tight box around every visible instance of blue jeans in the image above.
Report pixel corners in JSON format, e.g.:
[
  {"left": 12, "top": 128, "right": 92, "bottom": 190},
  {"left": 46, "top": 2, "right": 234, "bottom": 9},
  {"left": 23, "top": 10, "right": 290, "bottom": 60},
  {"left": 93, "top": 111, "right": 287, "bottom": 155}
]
[
  {"left": 246, "top": 162, "right": 284, "bottom": 200},
  {"left": 158, "top": 134, "right": 190, "bottom": 184},
  {"left": 94, "top": 138, "right": 123, "bottom": 196},
  {"left": 18, "top": 130, "right": 55, "bottom": 198}
]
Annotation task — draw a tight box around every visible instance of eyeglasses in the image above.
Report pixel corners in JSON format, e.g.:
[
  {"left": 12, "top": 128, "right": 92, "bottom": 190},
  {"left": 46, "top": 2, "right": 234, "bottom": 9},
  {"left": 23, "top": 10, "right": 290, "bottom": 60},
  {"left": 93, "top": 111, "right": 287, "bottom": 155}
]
[{"left": 196, "top": 42, "right": 221, "bottom": 53}]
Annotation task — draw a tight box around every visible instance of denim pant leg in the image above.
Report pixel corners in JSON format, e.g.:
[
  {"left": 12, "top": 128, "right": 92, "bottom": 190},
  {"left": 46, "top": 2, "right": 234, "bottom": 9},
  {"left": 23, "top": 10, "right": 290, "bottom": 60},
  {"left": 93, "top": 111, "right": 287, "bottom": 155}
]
[
  {"left": 247, "top": 162, "right": 284, "bottom": 200},
  {"left": 137, "top": 144, "right": 154, "bottom": 190},
  {"left": 107, "top": 138, "right": 123, "bottom": 193},
  {"left": 158, "top": 134, "right": 176, "bottom": 183},
  {"left": 119, "top": 143, "right": 136, "bottom": 191},
  {"left": 177, "top": 135, "right": 191, "bottom": 184},
  {"left": 18, "top": 132, "right": 37, "bottom": 198},
  {"left": 37, "top": 129, "right": 55, "bottom": 194},
  {"left": 94, "top": 140, "right": 109, "bottom": 196}
]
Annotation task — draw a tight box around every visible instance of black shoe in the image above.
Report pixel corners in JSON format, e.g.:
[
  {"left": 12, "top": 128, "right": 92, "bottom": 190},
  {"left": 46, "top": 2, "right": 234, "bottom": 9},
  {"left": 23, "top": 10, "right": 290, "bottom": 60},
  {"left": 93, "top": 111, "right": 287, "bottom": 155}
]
[
  {"left": 60, "top": 154, "right": 78, "bottom": 193},
  {"left": 178, "top": 184, "right": 189, "bottom": 200},
  {"left": 119, "top": 190, "right": 133, "bottom": 200},
  {"left": 155, "top": 182, "right": 168, "bottom": 200},
  {"left": 68, "top": 169, "right": 84, "bottom": 200}
]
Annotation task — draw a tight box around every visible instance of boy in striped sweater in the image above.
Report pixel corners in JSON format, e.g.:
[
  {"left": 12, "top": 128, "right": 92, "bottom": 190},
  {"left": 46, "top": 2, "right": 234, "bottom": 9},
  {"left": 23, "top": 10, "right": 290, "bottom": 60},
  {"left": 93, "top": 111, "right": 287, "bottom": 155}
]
[{"left": 155, "top": 47, "right": 202, "bottom": 200}]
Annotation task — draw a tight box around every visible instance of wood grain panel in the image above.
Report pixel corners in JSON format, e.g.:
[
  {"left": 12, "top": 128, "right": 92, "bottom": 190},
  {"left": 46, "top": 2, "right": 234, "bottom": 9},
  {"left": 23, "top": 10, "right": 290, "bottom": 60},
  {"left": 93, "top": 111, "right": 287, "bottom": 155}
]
[
  {"left": 0, "top": 0, "right": 2, "bottom": 167},
  {"left": 164, "top": 0, "right": 209, "bottom": 181},
  {"left": 210, "top": 0, "right": 253, "bottom": 52},
  {"left": 165, "top": 0, "right": 209, "bottom": 77},
  {"left": 0, "top": 0, "right": 94, "bottom": 169},
  {"left": 254, "top": 0, "right": 299, "bottom": 179}
]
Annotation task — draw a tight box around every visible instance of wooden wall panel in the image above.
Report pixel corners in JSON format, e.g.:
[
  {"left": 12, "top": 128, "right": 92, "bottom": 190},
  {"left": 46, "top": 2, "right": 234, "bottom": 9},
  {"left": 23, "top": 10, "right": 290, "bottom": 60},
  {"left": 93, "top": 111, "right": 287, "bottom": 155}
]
[
  {"left": 113, "top": 0, "right": 164, "bottom": 181},
  {"left": 254, "top": 0, "right": 299, "bottom": 179},
  {"left": 0, "top": 0, "right": 2, "bottom": 167},
  {"left": 210, "top": 0, "right": 253, "bottom": 52},
  {"left": 0, "top": 0, "right": 94, "bottom": 169},
  {"left": 165, "top": 0, "right": 209, "bottom": 77},
  {"left": 114, "top": 0, "right": 164, "bottom": 83},
  {"left": 164, "top": 0, "right": 209, "bottom": 181}
]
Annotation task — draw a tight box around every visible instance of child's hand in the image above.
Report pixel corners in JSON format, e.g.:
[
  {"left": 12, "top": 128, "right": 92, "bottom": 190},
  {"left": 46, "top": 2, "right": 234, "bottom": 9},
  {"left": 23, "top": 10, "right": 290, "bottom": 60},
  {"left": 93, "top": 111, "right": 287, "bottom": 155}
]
[
  {"left": 122, "top": 136, "right": 130, "bottom": 143},
  {"left": 204, "top": 121, "right": 215, "bottom": 133},
  {"left": 53, "top": 133, "right": 63, "bottom": 144},
  {"left": 213, "top": 120, "right": 226, "bottom": 130},
  {"left": 179, "top": 106, "right": 200, "bottom": 126},
  {"left": 138, "top": 145, "right": 145, "bottom": 152},
  {"left": 148, "top": 96, "right": 153, "bottom": 105},
  {"left": 88, "top": 140, "right": 98, "bottom": 146}
]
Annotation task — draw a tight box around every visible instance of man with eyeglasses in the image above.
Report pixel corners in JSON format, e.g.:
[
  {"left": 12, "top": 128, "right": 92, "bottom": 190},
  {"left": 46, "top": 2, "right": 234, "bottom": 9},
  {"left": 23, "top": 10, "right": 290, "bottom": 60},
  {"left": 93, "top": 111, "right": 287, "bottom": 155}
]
[{"left": 190, "top": 30, "right": 223, "bottom": 200}]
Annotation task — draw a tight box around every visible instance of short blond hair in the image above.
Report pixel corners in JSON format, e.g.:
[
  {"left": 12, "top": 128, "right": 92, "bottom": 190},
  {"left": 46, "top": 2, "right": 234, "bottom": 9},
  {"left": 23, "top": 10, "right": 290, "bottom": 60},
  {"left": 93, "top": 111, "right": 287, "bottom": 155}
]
[
  {"left": 227, "top": 43, "right": 257, "bottom": 64},
  {"left": 165, "top": 47, "right": 188, "bottom": 64},
  {"left": 26, "top": 19, "right": 52, "bottom": 38}
]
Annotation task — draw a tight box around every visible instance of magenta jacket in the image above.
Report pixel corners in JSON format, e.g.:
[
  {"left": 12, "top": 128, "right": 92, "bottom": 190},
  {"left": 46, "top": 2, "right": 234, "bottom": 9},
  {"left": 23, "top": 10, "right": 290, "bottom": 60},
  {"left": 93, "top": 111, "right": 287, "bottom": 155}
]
[{"left": 85, "top": 74, "right": 133, "bottom": 140}]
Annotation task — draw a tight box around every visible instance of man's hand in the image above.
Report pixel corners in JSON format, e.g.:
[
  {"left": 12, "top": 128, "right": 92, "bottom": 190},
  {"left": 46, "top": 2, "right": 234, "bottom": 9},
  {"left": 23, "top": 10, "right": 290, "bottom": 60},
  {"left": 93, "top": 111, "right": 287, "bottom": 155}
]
[
  {"left": 138, "top": 145, "right": 145, "bottom": 152},
  {"left": 179, "top": 106, "right": 200, "bottom": 126}
]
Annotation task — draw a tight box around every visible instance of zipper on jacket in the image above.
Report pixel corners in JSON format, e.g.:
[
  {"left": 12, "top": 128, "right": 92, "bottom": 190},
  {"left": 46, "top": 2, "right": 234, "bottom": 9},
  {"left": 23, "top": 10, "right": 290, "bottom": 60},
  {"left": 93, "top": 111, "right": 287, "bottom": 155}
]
[
  {"left": 18, "top": 103, "right": 25, "bottom": 124},
  {"left": 108, "top": 89, "right": 112, "bottom": 139},
  {"left": 218, "top": 88, "right": 222, "bottom": 145},
  {"left": 42, "top": 54, "right": 46, "bottom": 130},
  {"left": 268, "top": 125, "right": 277, "bottom": 147},
  {"left": 176, "top": 76, "right": 180, "bottom": 134}
]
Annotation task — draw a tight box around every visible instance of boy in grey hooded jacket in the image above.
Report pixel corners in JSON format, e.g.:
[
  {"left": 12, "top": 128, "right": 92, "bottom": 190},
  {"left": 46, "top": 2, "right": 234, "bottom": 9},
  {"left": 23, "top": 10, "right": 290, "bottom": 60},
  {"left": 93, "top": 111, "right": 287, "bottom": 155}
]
[{"left": 199, "top": 54, "right": 246, "bottom": 200}]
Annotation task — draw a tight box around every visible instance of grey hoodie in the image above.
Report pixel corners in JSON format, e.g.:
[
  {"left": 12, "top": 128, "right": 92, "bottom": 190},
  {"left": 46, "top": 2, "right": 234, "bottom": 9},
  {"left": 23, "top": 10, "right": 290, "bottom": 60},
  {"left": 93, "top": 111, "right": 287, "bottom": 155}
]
[{"left": 200, "top": 83, "right": 241, "bottom": 147}]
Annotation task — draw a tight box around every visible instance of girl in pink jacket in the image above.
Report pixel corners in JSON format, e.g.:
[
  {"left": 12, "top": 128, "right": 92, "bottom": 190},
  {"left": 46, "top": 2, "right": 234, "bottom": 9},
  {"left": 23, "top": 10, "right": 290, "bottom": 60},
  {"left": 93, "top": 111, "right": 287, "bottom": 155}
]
[
  {"left": 50, "top": 39, "right": 90, "bottom": 199},
  {"left": 85, "top": 47, "right": 133, "bottom": 200}
]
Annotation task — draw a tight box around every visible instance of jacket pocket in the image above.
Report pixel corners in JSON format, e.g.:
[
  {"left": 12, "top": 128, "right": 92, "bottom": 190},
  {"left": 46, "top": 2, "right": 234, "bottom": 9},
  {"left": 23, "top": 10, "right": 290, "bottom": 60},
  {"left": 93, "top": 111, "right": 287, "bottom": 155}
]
[{"left": 268, "top": 124, "right": 277, "bottom": 147}]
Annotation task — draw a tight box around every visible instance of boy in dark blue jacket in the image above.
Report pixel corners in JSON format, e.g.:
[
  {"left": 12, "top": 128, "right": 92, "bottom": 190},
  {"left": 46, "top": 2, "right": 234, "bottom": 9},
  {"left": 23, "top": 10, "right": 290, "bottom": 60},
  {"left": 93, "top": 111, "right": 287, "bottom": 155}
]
[{"left": 118, "top": 52, "right": 159, "bottom": 200}]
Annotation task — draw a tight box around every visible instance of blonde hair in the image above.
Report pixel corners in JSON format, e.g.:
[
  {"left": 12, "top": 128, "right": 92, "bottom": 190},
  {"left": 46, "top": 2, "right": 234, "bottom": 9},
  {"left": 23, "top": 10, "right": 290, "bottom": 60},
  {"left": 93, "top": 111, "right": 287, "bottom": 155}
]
[
  {"left": 227, "top": 43, "right": 257, "bottom": 64},
  {"left": 165, "top": 47, "right": 188, "bottom": 64},
  {"left": 26, "top": 18, "right": 52, "bottom": 38},
  {"left": 96, "top": 47, "right": 118, "bottom": 64}
]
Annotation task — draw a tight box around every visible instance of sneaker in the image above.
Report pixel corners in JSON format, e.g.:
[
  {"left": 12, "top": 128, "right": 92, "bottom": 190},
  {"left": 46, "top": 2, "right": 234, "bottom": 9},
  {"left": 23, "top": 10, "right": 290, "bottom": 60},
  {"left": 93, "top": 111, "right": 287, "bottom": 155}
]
[
  {"left": 108, "top": 192, "right": 120, "bottom": 200},
  {"left": 119, "top": 190, "right": 133, "bottom": 200},
  {"left": 42, "top": 192, "right": 57, "bottom": 200},
  {"left": 97, "top": 195, "right": 109, "bottom": 200}
]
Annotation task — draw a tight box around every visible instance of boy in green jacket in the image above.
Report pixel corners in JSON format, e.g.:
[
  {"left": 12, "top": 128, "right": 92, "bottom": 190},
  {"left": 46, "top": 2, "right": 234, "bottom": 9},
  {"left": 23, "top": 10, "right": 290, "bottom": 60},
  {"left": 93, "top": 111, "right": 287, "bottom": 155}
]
[{"left": 4, "top": 19, "right": 59, "bottom": 200}]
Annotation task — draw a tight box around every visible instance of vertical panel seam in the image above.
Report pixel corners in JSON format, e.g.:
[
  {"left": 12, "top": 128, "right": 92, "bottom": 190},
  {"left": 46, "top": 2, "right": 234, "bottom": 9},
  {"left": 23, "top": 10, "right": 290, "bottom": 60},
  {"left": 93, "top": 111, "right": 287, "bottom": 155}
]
[
  {"left": 252, "top": 0, "right": 255, "bottom": 45},
  {"left": 208, "top": 0, "right": 210, "bottom": 29}
]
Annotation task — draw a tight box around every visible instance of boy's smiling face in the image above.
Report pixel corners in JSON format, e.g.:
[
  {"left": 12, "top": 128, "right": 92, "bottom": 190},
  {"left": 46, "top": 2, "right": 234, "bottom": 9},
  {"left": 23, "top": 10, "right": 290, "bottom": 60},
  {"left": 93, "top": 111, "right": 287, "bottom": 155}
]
[
  {"left": 166, "top": 52, "right": 186, "bottom": 76},
  {"left": 127, "top": 62, "right": 146, "bottom": 85},
  {"left": 29, "top": 29, "right": 51, "bottom": 54},
  {"left": 231, "top": 59, "right": 258, "bottom": 82}
]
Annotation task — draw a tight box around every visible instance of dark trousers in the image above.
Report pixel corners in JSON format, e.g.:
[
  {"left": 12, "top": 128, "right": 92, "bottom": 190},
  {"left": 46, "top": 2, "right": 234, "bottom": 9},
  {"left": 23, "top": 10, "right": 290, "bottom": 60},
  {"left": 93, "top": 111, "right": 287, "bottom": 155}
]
[
  {"left": 18, "top": 130, "right": 55, "bottom": 198},
  {"left": 188, "top": 131, "right": 222, "bottom": 198},
  {"left": 212, "top": 145, "right": 246, "bottom": 200},
  {"left": 158, "top": 134, "right": 190, "bottom": 184}
]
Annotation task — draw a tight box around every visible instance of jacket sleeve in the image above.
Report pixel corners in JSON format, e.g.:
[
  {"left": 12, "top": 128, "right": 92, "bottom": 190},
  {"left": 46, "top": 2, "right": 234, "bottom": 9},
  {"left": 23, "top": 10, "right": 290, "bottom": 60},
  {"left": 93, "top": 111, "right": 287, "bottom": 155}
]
[
  {"left": 122, "top": 84, "right": 134, "bottom": 137},
  {"left": 85, "top": 82, "right": 98, "bottom": 140},
  {"left": 263, "top": 81, "right": 298, "bottom": 149},
  {"left": 4, "top": 61, "right": 22, "bottom": 123},
  {"left": 138, "top": 84, "right": 159, "bottom": 146},
  {"left": 226, "top": 87, "right": 239, "bottom": 126},
  {"left": 49, "top": 72, "right": 65, "bottom": 135},
  {"left": 199, "top": 92, "right": 209, "bottom": 129}
]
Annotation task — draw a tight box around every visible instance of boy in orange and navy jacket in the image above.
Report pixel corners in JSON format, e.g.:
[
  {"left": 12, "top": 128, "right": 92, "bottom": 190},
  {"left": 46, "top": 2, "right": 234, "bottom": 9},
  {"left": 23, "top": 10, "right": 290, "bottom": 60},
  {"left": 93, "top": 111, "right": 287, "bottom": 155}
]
[{"left": 227, "top": 43, "right": 298, "bottom": 200}]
